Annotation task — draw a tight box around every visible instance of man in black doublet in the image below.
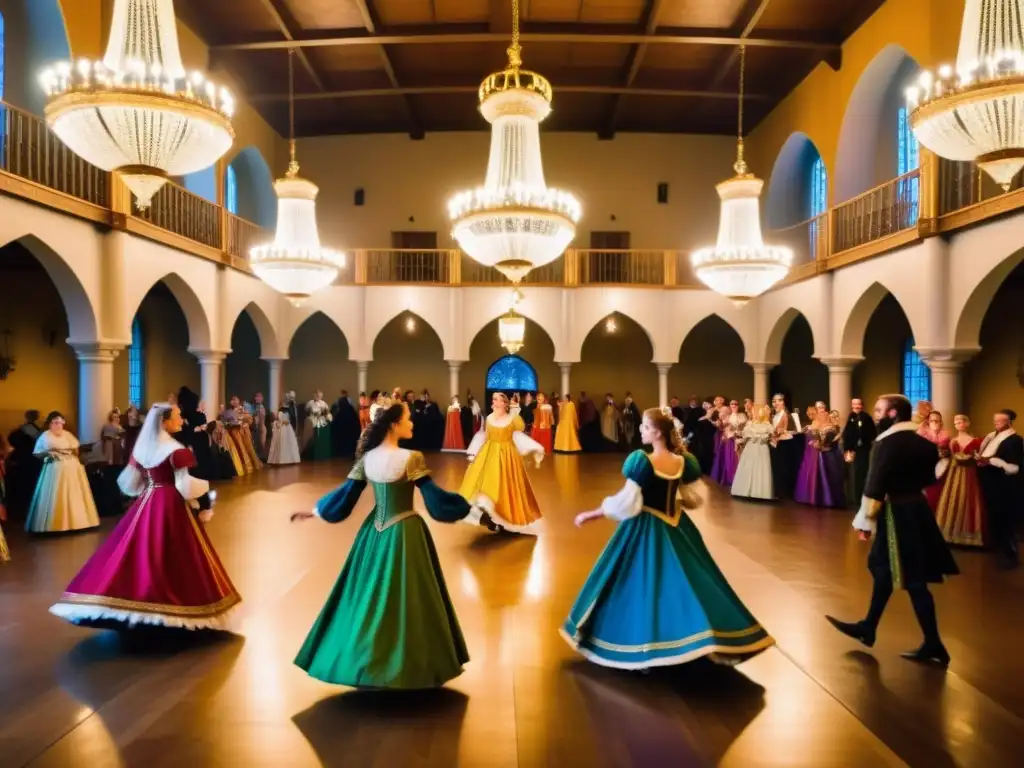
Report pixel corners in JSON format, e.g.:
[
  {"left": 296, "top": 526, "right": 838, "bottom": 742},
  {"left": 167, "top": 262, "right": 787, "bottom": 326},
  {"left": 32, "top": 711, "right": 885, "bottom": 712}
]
[
  {"left": 977, "top": 409, "right": 1023, "bottom": 569},
  {"left": 842, "top": 398, "right": 877, "bottom": 508},
  {"left": 827, "top": 394, "right": 958, "bottom": 666},
  {"left": 521, "top": 392, "right": 537, "bottom": 433},
  {"left": 419, "top": 390, "right": 443, "bottom": 451},
  {"left": 330, "top": 390, "right": 360, "bottom": 458}
]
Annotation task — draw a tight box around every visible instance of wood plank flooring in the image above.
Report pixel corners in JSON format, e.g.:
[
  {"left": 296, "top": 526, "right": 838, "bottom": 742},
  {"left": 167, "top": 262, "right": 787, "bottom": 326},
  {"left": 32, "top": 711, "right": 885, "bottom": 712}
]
[{"left": 1, "top": 454, "right": 1022, "bottom": 767}]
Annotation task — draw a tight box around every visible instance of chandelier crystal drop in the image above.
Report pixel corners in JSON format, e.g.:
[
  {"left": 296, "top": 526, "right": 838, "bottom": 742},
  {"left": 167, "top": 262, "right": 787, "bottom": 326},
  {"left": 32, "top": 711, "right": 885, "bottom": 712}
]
[
  {"left": 448, "top": 0, "right": 581, "bottom": 283},
  {"left": 908, "top": 0, "right": 1024, "bottom": 190},
  {"left": 249, "top": 52, "right": 344, "bottom": 304},
  {"left": 691, "top": 46, "right": 792, "bottom": 304},
  {"left": 39, "top": 0, "right": 234, "bottom": 209}
]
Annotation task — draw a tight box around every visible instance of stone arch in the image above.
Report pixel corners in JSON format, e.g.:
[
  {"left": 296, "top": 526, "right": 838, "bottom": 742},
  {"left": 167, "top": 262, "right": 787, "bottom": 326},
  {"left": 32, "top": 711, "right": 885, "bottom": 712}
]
[
  {"left": 571, "top": 299, "right": 662, "bottom": 362},
  {"left": 371, "top": 310, "right": 448, "bottom": 400},
  {"left": 286, "top": 310, "right": 349, "bottom": 354},
  {"left": 763, "top": 307, "right": 818, "bottom": 364},
  {"left": 285, "top": 311, "right": 355, "bottom": 400},
  {"left": 228, "top": 146, "right": 277, "bottom": 227},
  {"left": 229, "top": 301, "right": 282, "bottom": 359},
  {"left": 1, "top": 234, "right": 98, "bottom": 342},
  {"left": 766, "top": 132, "right": 826, "bottom": 229},
  {"left": 672, "top": 314, "right": 751, "bottom": 401},
  {"left": 5, "top": 1, "right": 70, "bottom": 114},
  {"left": 838, "top": 281, "right": 925, "bottom": 358},
  {"left": 577, "top": 311, "right": 658, "bottom": 408},
  {"left": 953, "top": 247, "right": 1024, "bottom": 349},
  {"left": 834, "top": 44, "right": 920, "bottom": 202},
  {"left": 128, "top": 273, "right": 213, "bottom": 351}
]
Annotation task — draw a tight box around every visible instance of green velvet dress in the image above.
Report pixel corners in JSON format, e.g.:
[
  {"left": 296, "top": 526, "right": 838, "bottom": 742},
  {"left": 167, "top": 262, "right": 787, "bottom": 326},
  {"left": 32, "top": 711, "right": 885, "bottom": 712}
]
[
  {"left": 561, "top": 450, "right": 775, "bottom": 669},
  {"left": 294, "top": 446, "right": 480, "bottom": 689}
]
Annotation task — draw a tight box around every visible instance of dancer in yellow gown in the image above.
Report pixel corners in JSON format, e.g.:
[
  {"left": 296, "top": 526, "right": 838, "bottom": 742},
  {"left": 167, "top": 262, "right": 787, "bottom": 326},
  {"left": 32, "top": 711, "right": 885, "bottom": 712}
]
[
  {"left": 554, "top": 395, "right": 582, "bottom": 453},
  {"left": 460, "top": 392, "right": 545, "bottom": 533}
]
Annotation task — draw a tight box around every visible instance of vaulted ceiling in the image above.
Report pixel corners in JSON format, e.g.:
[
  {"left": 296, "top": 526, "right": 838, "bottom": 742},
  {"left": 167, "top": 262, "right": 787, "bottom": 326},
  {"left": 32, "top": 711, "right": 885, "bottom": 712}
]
[{"left": 177, "top": 0, "right": 887, "bottom": 138}]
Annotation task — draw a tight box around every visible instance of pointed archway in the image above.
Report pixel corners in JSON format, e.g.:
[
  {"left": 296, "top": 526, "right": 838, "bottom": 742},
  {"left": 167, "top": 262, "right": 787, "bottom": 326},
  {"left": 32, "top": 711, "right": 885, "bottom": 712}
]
[
  {"left": 672, "top": 315, "right": 750, "bottom": 402},
  {"left": 768, "top": 311, "right": 827, "bottom": 409},
  {"left": 370, "top": 311, "right": 447, "bottom": 401},
  {"left": 464, "top": 316, "right": 557, "bottom": 402},
  {"left": 577, "top": 312, "right": 656, "bottom": 410},
  {"left": 285, "top": 311, "right": 355, "bottom": 405}
]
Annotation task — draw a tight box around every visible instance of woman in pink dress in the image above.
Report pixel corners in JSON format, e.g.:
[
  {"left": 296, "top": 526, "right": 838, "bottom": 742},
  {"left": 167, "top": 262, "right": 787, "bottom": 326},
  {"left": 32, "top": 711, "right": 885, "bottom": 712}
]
[
  {"left": 49, "top": 403, "right": 241, "bottom": 630},
  {"left": 934, "top": 414, "right": 987, "bottom": 547},
  {"left": 918, "top": 410, "right": 951, "bottom": 511}
]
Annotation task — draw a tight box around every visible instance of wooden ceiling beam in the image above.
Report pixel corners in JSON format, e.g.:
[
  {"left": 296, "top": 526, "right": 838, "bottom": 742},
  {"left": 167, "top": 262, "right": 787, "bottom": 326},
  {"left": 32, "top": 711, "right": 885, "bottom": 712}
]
[
  {"left": 255, "top": 0, "right": 326, "bottom": 91},
  {"left": 601, "top": 0, "right": 669, "bottom": 140},
  {"left": 212, "top": 27, "right": 842, "bottom": 53},
  {"left": 248, "top": 85, "right": 775, "bottom": 103},
  {"left": 351, "top": 0, "right": 425, "bottom": 139},
  {"left": 489, "top": 0, "right": 513, "bottom": 34}
]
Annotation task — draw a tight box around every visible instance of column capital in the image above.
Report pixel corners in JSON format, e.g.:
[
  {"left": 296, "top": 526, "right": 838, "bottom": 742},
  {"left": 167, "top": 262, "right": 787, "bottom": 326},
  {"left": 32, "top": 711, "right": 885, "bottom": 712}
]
[
  {"left": 916, "top": 347, "right": 979, "bottom": 370},
  {"left": 445, "top": 360, "right": 467, "bottom": 369},
  {"left": 818, "top": 356, "right": 863, "bottom": 372},
  {"left": 355, "top": 360, "right": 371, "bottom": 371},
  {"left": 70, "top": 342, "right": 123, "bottom": 363},
  {"left": 260, "top": 356, "right": 289, "bottom": 364},
  {"left": 190, "top": 349, "right": 228, "bottom": 365},
  {"left": 557, "top": 362, "right": 574, "bottom": 371},
  {"left": 746, "top": 361, "right": 777, "bottom": 374},
  {"left": 655, "top": 363, "right": 673, "bottom": 374}
]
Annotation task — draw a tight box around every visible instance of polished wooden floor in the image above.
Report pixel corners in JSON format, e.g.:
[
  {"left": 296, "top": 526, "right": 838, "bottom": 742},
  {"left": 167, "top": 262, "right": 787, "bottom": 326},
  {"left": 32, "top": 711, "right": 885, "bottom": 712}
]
[{"left": 2, "top": 454, "right": 1023, "bottom": 767}]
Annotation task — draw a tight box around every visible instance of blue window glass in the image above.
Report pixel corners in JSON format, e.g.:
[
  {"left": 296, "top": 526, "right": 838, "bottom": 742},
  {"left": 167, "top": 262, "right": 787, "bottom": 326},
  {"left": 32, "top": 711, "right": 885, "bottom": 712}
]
[
  {"left": 901, "top": 338, "right": 931, "bottom": 405},
  {"left": 0, "top": 12, "right": 6, "bottom": 99},
  {"left": 809, "top": 156, "right": 827, "bottom": 218},
  {"left": 486, "top": 355, "right": 538, "bottom": 392},
  {"left": 898, "top": 106, "right": 920, "bottom": 221},
  {"left": 226, "top": 164, "right": 238, "bottom": 215},
  {"left": 128, "top": 319, "right": 144, "bottom": 408}
]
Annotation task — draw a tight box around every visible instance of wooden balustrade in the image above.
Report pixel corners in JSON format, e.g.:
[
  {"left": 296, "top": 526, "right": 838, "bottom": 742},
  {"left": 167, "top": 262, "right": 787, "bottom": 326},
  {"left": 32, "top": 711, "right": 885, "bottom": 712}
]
[
  {"left": 0, "top": 99, "right": 108, "bottom": 207},
  {"left": 460, "top": 255, "right": 564, "bottom": 285},
  {"left": 576, "top": 249, "right": 667, "bottom": 286},
  {"left": 938, "top": 158, "right": 1024, "bottom": 216},
  {"left": 136, "top": 182, "right": 223, "bottom": 250},
  {"left": 831, "top": 169, "right": 920, "bottom": 254},
  {"left": 225, "top": 213, "right": 264, "bottom": 261},
  {"left": 766, "top": 212, "right": 829, "bottom": 266},
  {"left": 364, "top": 249, "right": 456, "bottom": 284}
]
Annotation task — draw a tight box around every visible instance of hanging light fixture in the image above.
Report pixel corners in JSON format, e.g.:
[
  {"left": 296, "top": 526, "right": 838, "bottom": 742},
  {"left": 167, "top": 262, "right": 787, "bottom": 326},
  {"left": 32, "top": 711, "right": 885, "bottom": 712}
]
[
  {"left": 249, "top": 50, "right": 344, "bottom": 304},
  {"left": 497, "top": 288, "right": 526, "bottom": 355},
  {"left": 908, "top": 0, "right": 1024, "bottom": 190},
  {"left": 691, "top": 46, "right": 792, "bottom": 304},
  {"left": 448, "top": 0, "right": 581, "bottom": 284},
  {"left": 39, "top": 0, "right": 234, "bottom": 209}
]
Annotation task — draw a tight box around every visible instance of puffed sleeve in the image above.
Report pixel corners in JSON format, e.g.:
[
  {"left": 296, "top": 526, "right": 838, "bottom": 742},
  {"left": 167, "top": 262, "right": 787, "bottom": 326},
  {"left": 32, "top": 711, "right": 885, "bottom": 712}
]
[
  {"left": 512, "top": 430, "right": 545, "bottom": 468},
  {"left": 313, "top": 458, "right": 367, "bottom": 523},
  {"left": 171, "top": 448, "right": 210, "bottom": 501},
  {"left": 117, "top": 457, "right": 145, "bottom": 497},
  {"left": 680, "top": 451, "right": 702, "bottom": 484},
  {"left": 600, "top": 450, "right": 650, "bottom": 522},
  {"left": 406, "top": 451, "right": 483, "bottom": 524},
  {"left": 466, "top": 428, "right": 487, "bottom": 459}
]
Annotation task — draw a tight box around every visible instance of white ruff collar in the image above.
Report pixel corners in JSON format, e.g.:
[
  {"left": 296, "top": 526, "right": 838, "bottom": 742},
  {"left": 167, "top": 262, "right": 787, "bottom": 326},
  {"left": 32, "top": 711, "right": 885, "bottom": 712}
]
[{"left": 981, "top": 428, "right": 1017, "bottom": 457}]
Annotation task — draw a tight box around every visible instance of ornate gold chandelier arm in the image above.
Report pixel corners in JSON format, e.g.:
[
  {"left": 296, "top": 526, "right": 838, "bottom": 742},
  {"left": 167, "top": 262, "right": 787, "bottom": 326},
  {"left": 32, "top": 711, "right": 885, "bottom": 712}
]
[{"left": 735, "top": 44, "right": 748, "bottom": 176}]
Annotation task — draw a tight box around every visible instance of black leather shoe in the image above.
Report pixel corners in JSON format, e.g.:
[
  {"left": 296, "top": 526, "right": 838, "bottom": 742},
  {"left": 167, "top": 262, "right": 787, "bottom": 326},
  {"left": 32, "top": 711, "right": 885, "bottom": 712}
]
[
  {"left": 825, "top": 616, "right": 876, "bottom": 648},
  {"left": 901, "top": 644, "right": 950, "bottom": 667}
]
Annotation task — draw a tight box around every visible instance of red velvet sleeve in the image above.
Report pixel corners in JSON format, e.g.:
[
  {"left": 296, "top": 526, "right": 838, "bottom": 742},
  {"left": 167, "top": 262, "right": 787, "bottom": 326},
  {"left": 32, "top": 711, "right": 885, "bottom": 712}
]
[{"left": 170, "top": 448, "right": 197, "bottom": 470}]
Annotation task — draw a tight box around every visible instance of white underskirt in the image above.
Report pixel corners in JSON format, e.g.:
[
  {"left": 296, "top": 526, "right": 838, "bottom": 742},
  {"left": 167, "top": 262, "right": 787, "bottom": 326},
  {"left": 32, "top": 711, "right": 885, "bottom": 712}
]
[{"left": 49, "top": 601, "right": 240, "bottom": 631}]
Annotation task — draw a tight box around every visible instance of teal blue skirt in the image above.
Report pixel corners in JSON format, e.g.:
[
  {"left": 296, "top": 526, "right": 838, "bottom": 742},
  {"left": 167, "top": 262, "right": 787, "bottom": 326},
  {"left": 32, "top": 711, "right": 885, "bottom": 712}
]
[{"left": 561, "top": 512, "right": 774, "bottom": 669}]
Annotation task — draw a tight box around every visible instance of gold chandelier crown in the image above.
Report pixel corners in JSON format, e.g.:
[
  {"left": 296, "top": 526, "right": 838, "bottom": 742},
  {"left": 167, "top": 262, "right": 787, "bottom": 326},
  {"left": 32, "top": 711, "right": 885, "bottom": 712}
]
[{"left": 479, "top": 41, "right": 553, "bottom": 106}]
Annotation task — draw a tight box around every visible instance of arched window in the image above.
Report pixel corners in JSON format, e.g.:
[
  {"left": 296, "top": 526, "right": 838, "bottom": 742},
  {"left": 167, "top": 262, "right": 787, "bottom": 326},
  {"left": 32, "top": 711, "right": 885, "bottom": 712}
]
[
  {"left": 0, "top": 11, "right": 6, "bottom": 99},
  {"left": 128, "top": 318, "right": 145, "bottom": 408},
  {"left": 898, "top": 106, "right": 920, "bottom": 216},
  {"left": 809, "top": 156, "right": 828, "bottom": 218},
  {"left": 901, "top": 338, "right": 930, "bottom": 405},
  {"left": 486, "top": 355, "right": 538, "bottom": 392},
  {"left": 225, "top": 164, "right": 238, "bottom": 215}
]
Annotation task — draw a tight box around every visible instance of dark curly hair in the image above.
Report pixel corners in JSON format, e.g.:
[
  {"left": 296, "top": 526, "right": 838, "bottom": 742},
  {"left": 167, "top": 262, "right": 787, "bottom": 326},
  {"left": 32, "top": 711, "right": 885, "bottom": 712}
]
[{"left": 356, "top": 402, "right": 406, "bottom": 458}]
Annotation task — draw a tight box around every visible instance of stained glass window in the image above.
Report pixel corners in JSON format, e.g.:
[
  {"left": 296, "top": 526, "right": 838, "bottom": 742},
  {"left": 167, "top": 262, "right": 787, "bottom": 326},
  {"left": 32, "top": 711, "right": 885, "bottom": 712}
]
[
  {"left": 810, "top": 156, "right": 827, "bottom": 218},
  {"left": 0, "top": 12, "right": 6, "bottom": 99},
  {"left": 486, "top": 355, "right": 537, "bottom": 392},
  {"left": 901, "top": 338, "right": 931, "bottom": 405},
  {"left": 898, "top": 106, "right": 920, "bottom": 221},
  {"left": 128, "top": 318, "right": 144, "bottom": 408},
  {"left": 226, "top": 164, "right": 238, "bottom": 215}
]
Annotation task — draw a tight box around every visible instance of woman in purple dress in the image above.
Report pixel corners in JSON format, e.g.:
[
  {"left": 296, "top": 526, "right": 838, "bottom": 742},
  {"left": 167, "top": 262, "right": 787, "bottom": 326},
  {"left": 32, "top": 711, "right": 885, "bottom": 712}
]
[
  {"left": 710, "top": 401, "right": 746, "bottom": 487},
  {"left": 794, "top": 402, "right": 846, "bottom": 508}
]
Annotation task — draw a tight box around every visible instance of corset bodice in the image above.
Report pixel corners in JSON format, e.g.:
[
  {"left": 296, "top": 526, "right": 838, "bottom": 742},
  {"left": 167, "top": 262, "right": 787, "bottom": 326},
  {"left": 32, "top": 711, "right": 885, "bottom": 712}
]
[
  {"left": 485, "top": 420, "right": 517, "bottom": 443},
  {"left": 640, "top": 471, "right": 681, "bottom": 523},
  {"left": 369, "top": 480, "right": 417, "bottom": 530},
  {"left": 142, "top": 460, "right": 177, "bottom": 486}
]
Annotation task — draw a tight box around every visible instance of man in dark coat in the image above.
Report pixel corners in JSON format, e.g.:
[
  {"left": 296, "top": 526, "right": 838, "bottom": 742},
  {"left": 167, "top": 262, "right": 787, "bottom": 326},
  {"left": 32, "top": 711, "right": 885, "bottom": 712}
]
[
  {"left": 842, "top": 397, "right": 877, "bottom": 509},
  {"left": 331, "top": 390, "right": 361, "bottom": 458},
  {"left": 6, "top": 410, "right": 43, "bottom": 514},
  {"left": 976, "top": 408, "right": 1023, "bottom": 569},
  {"left": 521, "top": 392, "right": 537, "bottom": 433},
  {"left": 826, "top": 394, "right": 958, "bottom": 666}
]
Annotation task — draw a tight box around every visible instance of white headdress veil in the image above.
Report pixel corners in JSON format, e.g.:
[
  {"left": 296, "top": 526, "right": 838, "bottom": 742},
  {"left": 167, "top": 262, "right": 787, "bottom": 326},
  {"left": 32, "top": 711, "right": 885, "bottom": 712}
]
[{"left": 132, "top": 402, "right": 182, "bottom": 468}]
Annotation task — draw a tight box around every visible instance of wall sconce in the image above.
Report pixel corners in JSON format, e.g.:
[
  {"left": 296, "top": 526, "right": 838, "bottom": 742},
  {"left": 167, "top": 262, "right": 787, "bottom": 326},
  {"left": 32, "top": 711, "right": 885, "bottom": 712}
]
[
  {"left": 405, "top": 316, "right": 416, "bottom": 333},
  {"left": 605, "top": 316, "right": 617, "bottom": 334}
]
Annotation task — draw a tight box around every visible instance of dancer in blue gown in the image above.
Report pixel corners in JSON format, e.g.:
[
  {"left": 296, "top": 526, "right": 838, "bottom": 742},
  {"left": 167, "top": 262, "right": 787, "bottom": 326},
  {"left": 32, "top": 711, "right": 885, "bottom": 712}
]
[{"left": 562, "top": 408, "right": 775, "bottom": 669}]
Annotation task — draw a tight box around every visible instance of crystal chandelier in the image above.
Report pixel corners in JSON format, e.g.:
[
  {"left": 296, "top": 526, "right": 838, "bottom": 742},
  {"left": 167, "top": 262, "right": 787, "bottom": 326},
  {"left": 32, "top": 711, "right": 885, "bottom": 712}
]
[
  {"left": 448, "top": 0, "right": 581, "bottom": 284},
  {"left": 691, "top": 46, "right": 792, "bottom": 304},
  {"left": 250, "top": 51, "right": 344, "bottom": 304},
  {"left": 498, "top": 289, "right": 527, "bottom": 354},
  {"left": 908, "top": 0, "right": 1024, "bottom": 190},
  {"left": 39, "top": 0, "right": 234, "bottom": 209}
]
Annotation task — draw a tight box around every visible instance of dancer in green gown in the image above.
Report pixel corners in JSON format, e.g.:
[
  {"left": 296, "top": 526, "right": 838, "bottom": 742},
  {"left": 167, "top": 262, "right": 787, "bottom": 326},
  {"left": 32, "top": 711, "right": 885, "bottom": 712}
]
[
  {"left": 292, "top": 401, "right": 499, "bottom": 689},
  {"left": 562, "top": 408, "right": 775, "bottom": 669}
]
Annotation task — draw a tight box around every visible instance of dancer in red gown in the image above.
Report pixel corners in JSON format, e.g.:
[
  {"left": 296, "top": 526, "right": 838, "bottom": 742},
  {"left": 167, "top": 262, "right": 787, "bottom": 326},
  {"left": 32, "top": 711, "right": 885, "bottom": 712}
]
[{"left": 49, "top": 403, "right": 241, "bottom": 630}]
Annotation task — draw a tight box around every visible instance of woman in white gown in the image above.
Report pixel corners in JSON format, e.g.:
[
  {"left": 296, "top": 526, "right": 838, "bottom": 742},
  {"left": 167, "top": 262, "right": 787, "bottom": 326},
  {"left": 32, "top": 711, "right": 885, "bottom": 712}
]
[
  {"left": 267, "top": 406, "right": 301, "bottom": 465},
  {"left": 25, "top": 412, "right": 101, "bottom": 534},
  {"left": 732, "top": 404, "right": 775, "bottom": 501}
]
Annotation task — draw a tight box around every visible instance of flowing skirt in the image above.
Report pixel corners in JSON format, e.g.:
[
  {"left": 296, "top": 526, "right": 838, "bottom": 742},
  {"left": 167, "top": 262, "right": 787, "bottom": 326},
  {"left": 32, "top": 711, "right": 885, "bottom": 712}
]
[
  {"left": 294, "top": 513, "right": 468, "bottom": 688},
  {"left": 304, "top": 426, "right": 333, "bottom": 461},
  {"left": 460, "top": 440, "right": 542, "bottom": 531},
  {"left": 268, "top": 424, "right": 301, "bottom": 465},
  {"left": 561, "top": 512, "right": 774, "bottom": 668},
  {"left": 442, "top": 411, "right": 466, "bottom": 452},
  {"left": 794, "top": 448, "right": 846, "bottom": 508},
  {"left": 49, "top": 487, "right": 241, "bottom": 629},
  {"left": 554, "top": 422, "right": 581, "bottom": 453},
  {"left": 0, "top": 522, "right": 9, "bottom": 562},
  {"left": 25, "top": 460, "right": 101, "bottom": 533},
  {"left": 731, "top": 442, "right": 774, "bottom": 500},
  {"left": 533, "top": 426, "right": 553, "bottom": 455},
  {"left": 935, "top": 462, "right": 986, "bottom": 547},
  {"left": 710, "top": 437, "right": 739, "bottom": 487}
]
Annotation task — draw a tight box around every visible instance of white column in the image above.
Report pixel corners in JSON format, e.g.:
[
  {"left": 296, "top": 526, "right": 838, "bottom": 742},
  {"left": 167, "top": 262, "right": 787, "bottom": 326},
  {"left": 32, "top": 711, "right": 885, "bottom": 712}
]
[
  {"left": 921, "top": 350, "right": 974, "bottom": 417},
  {"left": 447, "top": 361, "right": 464, "bottom": 400},
  {"left": 356, "top": 361, "right": 370, "bottom": 396},
  {"left": 821, "top": 357, "right": 860, "bottom": 412},
  {"left": 558, "top": 362, "right": 572, "bottom": 397},
  {"left": 263, "top": 357, "right": 286, "bottom": 409},
  {"left": 72, "top": 343, "right": 122, "bottom": 444},
  {"left": 193, "top": 351, "right": 226, "bottom": 416},
  {"left": 656, "top": 363, "right": 672, "bottom": 408},
  {"left": 749, "top": 362, "right": 774, "bottom": 405}
]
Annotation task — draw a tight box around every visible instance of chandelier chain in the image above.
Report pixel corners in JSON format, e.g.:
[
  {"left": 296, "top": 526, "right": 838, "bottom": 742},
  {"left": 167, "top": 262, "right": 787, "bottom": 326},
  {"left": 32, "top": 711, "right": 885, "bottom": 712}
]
[
  {"left": 508, "top": 0, "right": 522, "bottom": 69},
  {"left": 288, "top": 47, "right": 298, "bottom": 175},
  {"left": 735, "top": 44, "right": 748, "bottom": 175}
]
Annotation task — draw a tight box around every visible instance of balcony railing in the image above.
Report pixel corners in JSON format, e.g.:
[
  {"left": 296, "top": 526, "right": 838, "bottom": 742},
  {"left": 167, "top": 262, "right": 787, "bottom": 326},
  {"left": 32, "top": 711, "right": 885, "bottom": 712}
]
[{"left": 4, "top": 95, "right": 1024, "bottom": 291}]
